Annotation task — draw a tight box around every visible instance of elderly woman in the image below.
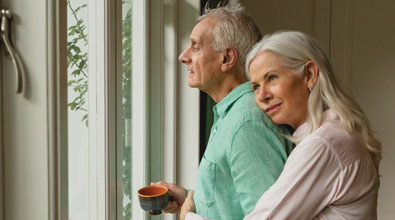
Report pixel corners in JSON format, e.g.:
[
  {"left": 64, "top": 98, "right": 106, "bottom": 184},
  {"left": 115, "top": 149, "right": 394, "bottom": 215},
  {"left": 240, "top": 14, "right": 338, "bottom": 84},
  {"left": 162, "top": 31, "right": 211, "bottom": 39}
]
[{"left": 181, "top": 31, "right": 382, "bottom": 220}]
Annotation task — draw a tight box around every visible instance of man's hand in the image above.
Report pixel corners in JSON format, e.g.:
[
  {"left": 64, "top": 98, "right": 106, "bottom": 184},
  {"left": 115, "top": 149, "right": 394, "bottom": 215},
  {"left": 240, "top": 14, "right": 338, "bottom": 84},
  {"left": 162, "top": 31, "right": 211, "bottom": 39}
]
[
  {"left": 151, "top": 181, "right": 188, "bottom": 214},
  {"left": 180, "top": 190, "right": 195, "bottom": 220}
]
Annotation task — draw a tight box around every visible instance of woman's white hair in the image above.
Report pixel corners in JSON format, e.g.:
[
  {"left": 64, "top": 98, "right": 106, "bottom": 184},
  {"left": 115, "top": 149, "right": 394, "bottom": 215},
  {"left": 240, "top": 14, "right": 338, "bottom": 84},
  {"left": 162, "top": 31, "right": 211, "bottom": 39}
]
[
  {"left": 246, "top": 31, "right": 382, "bottom": 170},
  {"left": 198, "top": 4, "right": 261, "bottom": 76}
]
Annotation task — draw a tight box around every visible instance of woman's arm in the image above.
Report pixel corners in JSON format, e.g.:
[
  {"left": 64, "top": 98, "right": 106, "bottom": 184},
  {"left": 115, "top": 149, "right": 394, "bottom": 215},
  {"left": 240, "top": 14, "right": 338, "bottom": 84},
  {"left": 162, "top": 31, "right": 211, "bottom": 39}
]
[
  {"left": 245, "top": 138, "right": 340, "bottom": 220},
  {"left": 186, "top": 138, "right": 341, "bottom": 220}
]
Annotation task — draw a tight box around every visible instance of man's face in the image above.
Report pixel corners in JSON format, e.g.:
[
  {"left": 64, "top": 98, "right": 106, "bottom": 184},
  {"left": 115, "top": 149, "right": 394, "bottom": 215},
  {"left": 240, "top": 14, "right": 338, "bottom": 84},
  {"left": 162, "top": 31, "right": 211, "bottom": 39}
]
[{"left": 178, "top": 18, "right": 224, "bottom": 91}]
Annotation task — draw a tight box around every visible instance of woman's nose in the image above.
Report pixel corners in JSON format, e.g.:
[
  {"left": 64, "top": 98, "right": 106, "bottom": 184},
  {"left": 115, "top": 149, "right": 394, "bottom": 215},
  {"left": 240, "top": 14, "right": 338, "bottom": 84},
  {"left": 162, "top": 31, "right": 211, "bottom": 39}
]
[
  {"left": 179, "top": 48, "right": 191, "bottom": 64},
  {"left": 256, "top": 87, "right": 272, "bottom": 103}
]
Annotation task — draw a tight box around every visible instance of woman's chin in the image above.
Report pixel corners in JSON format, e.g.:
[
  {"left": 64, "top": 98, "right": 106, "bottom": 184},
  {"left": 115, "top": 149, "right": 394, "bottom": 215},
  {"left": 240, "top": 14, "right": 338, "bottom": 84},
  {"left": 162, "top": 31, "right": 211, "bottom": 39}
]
[{"left": 271, "top": 116, "right": 287, "bottom": 126}]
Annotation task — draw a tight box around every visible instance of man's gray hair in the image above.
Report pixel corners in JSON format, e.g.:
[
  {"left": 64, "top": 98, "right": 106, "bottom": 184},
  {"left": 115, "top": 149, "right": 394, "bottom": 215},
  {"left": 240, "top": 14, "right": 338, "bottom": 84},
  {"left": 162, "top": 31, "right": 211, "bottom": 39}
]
[{"left": 198, "top": 4, "right": 261, "bottom": 75}]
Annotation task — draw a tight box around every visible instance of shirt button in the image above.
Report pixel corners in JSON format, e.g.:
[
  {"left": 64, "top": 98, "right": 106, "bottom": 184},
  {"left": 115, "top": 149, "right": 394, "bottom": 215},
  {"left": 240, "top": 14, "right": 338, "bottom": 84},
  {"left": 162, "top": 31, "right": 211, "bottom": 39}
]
[{"left": 213, "top": 128, "right": 217, "bottom": 133}]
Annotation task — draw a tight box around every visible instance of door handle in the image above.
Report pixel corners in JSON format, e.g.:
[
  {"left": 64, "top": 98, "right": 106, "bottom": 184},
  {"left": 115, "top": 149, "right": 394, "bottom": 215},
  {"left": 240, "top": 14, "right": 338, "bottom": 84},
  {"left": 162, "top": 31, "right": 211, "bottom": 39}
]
[{"left": 1, "top": 8, "right": 23, "bottom": 94}]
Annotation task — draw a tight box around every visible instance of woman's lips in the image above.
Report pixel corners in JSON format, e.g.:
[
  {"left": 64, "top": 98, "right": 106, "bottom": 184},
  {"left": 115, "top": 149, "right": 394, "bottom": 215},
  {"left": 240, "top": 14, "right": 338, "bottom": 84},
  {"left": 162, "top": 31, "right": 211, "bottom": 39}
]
[{"left": 265, "top": 103, "right": 282, "bottom": 114}]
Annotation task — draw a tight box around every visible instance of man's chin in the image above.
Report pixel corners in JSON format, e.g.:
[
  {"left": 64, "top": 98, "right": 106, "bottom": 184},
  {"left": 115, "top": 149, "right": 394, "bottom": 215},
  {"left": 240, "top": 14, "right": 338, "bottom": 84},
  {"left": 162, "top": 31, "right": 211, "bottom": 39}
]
[{"left": 187, "top": 81, "right": 198, "bottom": 88}]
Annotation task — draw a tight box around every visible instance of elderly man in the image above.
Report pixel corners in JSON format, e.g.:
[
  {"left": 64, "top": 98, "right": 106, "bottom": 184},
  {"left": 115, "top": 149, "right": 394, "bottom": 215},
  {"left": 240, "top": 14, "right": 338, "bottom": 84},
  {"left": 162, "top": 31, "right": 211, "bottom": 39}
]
[{"left": 153, "top": 5, "right": 293, "bottom": 220}]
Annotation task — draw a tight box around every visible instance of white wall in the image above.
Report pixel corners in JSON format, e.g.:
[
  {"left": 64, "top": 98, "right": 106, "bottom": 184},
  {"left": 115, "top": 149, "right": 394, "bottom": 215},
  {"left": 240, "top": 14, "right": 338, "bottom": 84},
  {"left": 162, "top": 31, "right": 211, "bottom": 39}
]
[{"left": 332, "top": 1, "right": 395, "bottom": 218}]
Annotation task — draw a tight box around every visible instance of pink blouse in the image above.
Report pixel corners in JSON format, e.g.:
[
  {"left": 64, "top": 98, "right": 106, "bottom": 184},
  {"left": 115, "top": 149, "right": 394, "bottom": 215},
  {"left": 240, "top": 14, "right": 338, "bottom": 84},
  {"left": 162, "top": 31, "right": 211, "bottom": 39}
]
[{"left": 186, "top": 109, "right": 380, "bottom": 220}]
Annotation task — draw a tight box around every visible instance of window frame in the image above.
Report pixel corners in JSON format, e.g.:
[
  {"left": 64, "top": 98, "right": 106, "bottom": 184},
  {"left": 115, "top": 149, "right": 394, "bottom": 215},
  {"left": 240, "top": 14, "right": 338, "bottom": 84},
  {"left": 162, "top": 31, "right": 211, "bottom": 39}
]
[{"left": 131, "top": 0, "right": 180, "bottom": 219}]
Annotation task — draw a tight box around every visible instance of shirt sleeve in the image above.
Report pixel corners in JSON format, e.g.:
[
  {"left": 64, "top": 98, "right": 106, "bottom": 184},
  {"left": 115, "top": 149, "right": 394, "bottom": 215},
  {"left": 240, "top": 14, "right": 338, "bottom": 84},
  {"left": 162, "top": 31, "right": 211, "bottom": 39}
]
[
  {"left": 245, "top": 138, "right": 341, "bottom": 220},
  {"left": 229, "top": 120, "right": 290, "bottom": 215}
]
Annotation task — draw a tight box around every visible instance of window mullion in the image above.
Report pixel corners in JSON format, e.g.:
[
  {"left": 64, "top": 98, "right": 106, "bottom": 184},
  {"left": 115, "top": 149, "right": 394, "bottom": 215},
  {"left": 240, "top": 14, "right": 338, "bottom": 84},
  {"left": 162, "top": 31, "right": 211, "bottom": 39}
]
[{"left": 131, "top": 0, "right": 150, "bottom": 220}]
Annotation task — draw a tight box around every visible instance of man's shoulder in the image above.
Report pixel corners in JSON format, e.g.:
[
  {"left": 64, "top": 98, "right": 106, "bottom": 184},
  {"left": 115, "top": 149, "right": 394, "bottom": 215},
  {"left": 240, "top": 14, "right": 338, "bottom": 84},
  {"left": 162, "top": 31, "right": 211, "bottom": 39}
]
[
  {"left": 224, "top": 92, "right": 291, "bottom": 137},
  {"left": 225, "top": 91, "right": 270, "bottom": 123}
]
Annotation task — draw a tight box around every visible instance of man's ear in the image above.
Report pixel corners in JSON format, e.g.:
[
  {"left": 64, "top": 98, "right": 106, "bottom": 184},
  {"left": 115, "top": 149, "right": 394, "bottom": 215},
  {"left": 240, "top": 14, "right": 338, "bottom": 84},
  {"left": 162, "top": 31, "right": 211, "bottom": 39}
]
[
  {"left": 221, "top": 48, "right": 238, "bottom": 72},
  {"left": 305, "top": 60, "right": 319, "bottom": 89}
]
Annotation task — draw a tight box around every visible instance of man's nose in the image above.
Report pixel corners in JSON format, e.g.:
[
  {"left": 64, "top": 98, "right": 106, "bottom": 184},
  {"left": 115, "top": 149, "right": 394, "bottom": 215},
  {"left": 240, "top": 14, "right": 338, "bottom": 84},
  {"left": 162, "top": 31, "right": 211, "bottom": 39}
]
[{"left": 179, "top": 48, "right": 191, "bottom": 64}]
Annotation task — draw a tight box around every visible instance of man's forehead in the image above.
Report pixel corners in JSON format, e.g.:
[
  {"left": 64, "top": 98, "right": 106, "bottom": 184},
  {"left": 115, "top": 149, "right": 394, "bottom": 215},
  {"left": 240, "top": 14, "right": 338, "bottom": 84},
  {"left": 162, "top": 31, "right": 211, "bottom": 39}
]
[{"left": 190, "top": 18, "right": 216, "bottom": 43}]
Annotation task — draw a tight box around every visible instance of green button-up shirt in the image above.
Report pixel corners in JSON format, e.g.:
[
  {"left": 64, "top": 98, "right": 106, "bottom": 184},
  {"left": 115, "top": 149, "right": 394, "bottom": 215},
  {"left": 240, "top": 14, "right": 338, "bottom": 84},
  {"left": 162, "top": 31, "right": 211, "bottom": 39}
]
[{"left": 194, "top": 82, "right": 293, "bottom": 220}]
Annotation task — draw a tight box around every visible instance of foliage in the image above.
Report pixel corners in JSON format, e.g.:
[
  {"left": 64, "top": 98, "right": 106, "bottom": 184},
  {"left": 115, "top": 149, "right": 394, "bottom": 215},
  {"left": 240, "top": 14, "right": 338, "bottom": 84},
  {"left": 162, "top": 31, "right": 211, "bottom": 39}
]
[
  {"left": 67, "top": 1, "right": 88, "bottom": 126},
  {"left": 67, "top": 1, "right": 132, "bottom": 219},
  {"left": 122, "top": 2, "right": 132, "bottom": 220}
]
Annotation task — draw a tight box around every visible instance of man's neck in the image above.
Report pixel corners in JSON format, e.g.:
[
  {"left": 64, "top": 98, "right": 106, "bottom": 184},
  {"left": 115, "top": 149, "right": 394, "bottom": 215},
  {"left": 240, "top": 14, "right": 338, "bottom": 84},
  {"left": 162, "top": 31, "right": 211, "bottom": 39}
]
[{"left": 205, "top": 73, "right": 248, "bottom": 103}]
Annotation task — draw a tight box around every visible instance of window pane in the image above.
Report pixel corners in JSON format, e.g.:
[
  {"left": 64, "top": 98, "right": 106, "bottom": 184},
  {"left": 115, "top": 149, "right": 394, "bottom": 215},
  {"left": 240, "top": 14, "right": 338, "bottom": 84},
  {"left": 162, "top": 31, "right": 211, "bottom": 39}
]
[
  {"left": 67, "top": 0, "right": 89, "bottom": 219},
  {"left": 122, "top": 1, "right": 132, "bottom": 220}
]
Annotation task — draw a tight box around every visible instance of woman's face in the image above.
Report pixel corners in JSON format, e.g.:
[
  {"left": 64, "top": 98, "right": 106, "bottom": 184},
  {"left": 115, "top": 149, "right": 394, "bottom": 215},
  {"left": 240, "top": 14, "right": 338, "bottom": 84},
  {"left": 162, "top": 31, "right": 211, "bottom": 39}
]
[{"left": 249, "top": 51, "right": 311, "bottom": 129}]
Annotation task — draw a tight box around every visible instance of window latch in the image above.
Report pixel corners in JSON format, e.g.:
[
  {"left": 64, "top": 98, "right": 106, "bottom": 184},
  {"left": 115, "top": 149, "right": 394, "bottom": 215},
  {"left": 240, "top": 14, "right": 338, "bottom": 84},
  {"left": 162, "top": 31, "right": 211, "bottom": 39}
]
[{"left": 1, "top": 8, "right": 23, "bottom": 94}]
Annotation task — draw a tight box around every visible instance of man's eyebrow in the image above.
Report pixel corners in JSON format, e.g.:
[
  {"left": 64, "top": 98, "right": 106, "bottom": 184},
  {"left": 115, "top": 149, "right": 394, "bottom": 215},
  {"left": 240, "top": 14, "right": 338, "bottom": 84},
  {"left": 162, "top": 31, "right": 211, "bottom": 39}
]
[{"left": 190, "top": 37, "right": 198, "bottom": 44}]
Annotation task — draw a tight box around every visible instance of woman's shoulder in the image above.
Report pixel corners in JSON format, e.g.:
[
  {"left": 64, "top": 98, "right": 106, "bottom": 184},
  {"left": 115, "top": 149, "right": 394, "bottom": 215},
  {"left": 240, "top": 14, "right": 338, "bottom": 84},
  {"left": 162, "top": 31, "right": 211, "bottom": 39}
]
[{"left": 307, "top": 121, "right": 367, "bottom": 168}]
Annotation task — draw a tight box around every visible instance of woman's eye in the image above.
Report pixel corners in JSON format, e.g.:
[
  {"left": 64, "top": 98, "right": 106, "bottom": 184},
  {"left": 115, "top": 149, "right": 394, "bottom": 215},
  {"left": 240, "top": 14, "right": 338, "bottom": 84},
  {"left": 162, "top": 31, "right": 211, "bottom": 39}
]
[
  {"left": 268, "top": 75, "right": 278, "bottom": 81},
  {"left": 252, "top": 84, "right": 260, "bottom": 91}
]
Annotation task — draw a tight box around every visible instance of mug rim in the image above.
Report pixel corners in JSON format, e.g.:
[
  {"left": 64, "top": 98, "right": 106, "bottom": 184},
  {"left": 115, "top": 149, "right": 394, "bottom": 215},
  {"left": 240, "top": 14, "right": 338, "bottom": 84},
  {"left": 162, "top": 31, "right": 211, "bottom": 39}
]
[{"left": 137, "top": 185, "right": 168, "bottom": 198}]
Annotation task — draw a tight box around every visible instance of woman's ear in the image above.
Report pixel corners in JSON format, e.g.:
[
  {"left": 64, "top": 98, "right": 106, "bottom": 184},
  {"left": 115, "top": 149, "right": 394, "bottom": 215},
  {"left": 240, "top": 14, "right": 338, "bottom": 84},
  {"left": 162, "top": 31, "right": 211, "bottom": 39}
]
[
  {"left": 221, "top": 48, "right": 238, "bottom": 72},
  {"left": 304, "top": 60, "right": 319, "bottom": 89}
]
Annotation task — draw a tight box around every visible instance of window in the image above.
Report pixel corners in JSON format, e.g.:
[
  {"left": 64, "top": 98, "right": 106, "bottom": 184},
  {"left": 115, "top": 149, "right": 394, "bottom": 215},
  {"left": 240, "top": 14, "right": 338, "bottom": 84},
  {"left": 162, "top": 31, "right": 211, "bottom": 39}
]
[
  {"left": 66, "top": 0, "right": 180, "bottom": 219},
  {"left": 66, "top": 0, "right": 198, "bottom": 219}
]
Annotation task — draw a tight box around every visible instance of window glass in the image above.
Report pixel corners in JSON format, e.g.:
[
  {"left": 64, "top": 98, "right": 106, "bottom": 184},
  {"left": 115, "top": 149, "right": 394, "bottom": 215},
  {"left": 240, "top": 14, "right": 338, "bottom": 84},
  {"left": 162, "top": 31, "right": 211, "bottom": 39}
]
[
  {"left": 67, "top": 0, "right": 89, "bottom": 219},
  {"left": 121, "top": 0, "right": 132, "bottom": 219}
]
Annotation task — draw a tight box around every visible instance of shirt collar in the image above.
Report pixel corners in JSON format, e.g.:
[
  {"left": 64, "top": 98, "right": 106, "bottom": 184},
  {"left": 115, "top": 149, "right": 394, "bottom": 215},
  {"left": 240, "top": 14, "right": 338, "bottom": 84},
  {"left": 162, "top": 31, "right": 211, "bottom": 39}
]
[
  {"left": 213, "top": 81, "right": 253, "bottom": 118},
  {"left": 293, "top": 108, "right": 339, "bottom": 137}
]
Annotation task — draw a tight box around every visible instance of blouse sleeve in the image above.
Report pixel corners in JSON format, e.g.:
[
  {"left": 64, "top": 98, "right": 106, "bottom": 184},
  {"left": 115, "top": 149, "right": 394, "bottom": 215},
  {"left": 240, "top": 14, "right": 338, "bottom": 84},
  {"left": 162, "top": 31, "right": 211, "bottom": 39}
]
[
  {"left": 185, "top": 212, "right": 210, "bottom": 220},
  {"left": 245, "top": 137, "right": 341, "bottom": 220}
]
